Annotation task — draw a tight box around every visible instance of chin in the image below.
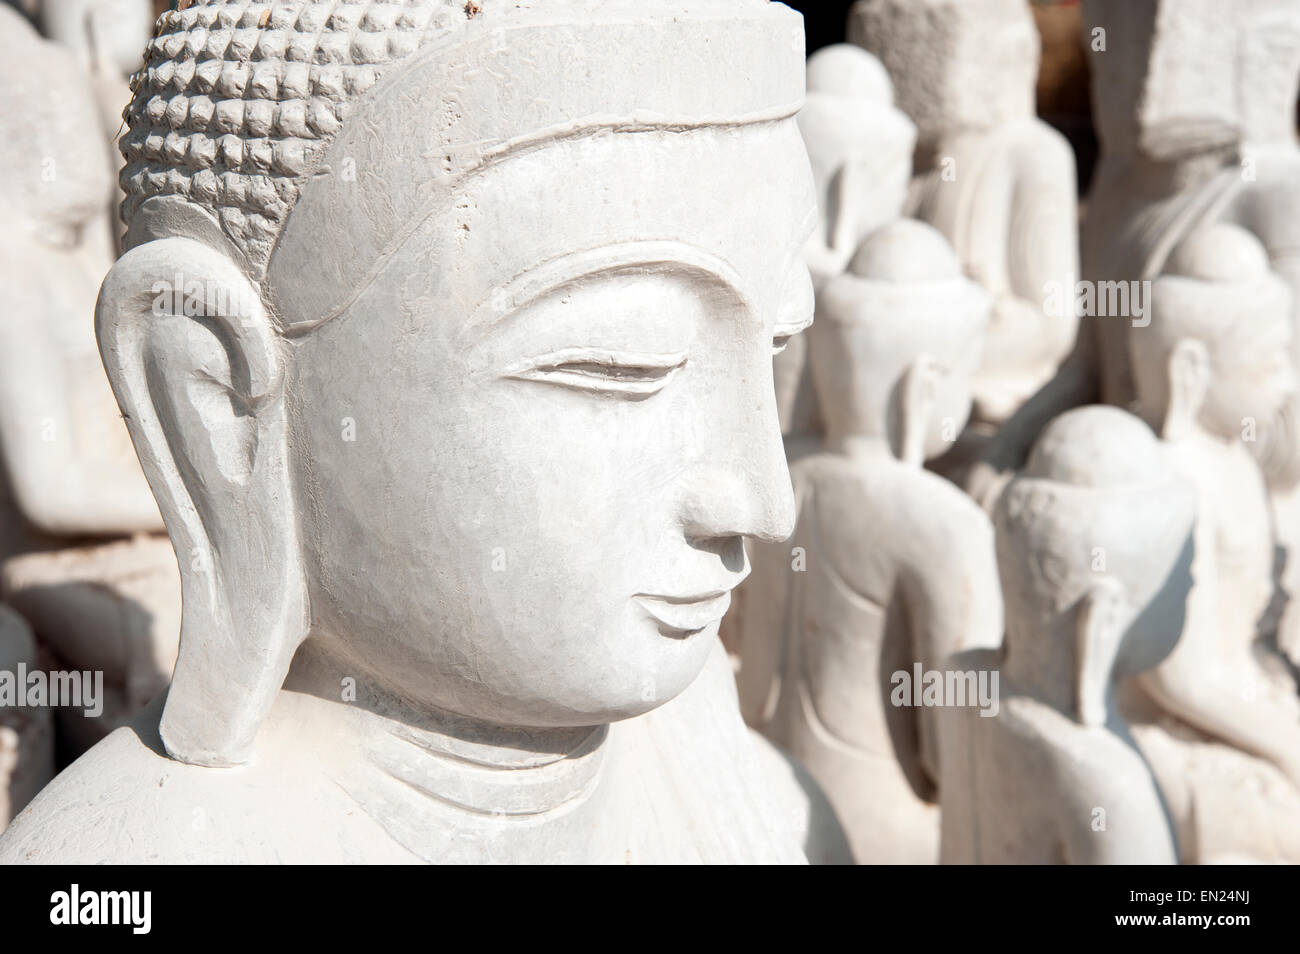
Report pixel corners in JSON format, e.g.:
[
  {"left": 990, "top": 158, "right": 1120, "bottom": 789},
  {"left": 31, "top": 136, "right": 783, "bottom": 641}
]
[{"left": 544, "top": 627, "right": 718, "bottom": 725}]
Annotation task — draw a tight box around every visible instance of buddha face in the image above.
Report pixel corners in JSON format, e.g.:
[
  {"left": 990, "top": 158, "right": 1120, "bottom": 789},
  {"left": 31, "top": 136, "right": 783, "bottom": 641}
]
[
  {"left": 284, "top": 122, "right": 816, "bottom": 727},
  {"left": 1203, "top": 307, "right": 1297, "bottom": 443}
]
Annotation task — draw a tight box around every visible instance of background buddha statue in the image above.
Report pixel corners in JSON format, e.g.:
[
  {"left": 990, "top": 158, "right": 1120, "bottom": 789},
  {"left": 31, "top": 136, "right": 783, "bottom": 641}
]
[
  {"left": 1123, "top": 224, "right": 1300, "bottom": 861},
  {"left": 0, "top": 0, "right": 822, "bottom": 864},
  {"left": 848, "top": 0, "right": 1080, "bottom": 429},
  {"left": 734, "top": 219, "right": 1002, "bottom": 863},
  {"left": 943, "top": 406, "right": 1190, "bottom": 864},
  {"left": 38, "top": 0, "right": 154, "bottom": 127},
  {"left": 723, "top": 39, "right": 912, "bottom": 664},
  {"left": 0, "top": 5, "right": 179, "bottom": 755},
  {"left": 1083, "top": 0, "right": 1300, "bottom": 410},
  {"left": 772, "top": 43, "right": 915, "bottom": 454},
  {"left": 968, "top": 0, "right": 1300, "bottom": 515},
  {"left": 16, "top": 0, "right": 156, "bottom": 253}
]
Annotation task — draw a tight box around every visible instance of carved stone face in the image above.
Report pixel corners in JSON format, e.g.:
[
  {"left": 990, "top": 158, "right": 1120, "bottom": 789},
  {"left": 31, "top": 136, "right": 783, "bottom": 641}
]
[
  {"left": 285, "top": 123, "right": 817, "bottom": 727},
  {"left": 1203, "top": 305, "right": 1297, "bottom": 443}
]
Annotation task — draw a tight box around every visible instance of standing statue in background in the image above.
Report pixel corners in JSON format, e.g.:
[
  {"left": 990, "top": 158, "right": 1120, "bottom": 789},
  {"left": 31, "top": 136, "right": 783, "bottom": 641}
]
[
  {"left": 943, "top": 406, "right": 1189, "bottom": 864},
  {"left": 848, "top": 0, "right": 1079, "bottom": 430},
  {"left": 737, "top": 220, "right": 1001, "bottom": 863},
  {"left": 0, "top": 6, "right": 180, "bottom": 756},
  {"left": 1, "top": 0, "right": 821, "bottom": 865}
]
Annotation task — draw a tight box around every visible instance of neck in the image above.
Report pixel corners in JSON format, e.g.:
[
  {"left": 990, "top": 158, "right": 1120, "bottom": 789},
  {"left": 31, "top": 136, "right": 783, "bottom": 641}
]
[
  {"left": 284, "top": 638, "right": 608, "bottom": 819},
  {"left": 1002, "top": 617, "right": 1086, "bottom": 722},
  {"left": 826, "top": 431, "right": 894, "bottom": 463}
]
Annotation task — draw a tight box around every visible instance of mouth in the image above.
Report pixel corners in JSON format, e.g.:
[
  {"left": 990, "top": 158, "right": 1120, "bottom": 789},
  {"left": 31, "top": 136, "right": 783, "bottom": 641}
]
[{"left": 633, "top": 590, "right": 733, "bottom": 638}]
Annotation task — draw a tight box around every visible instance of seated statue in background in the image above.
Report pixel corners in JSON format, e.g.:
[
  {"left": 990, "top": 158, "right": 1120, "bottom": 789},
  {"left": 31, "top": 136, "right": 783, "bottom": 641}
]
[
  {"left": 0, "top": 0, "right": 821, "bottom": 864},
  {"left": 0, "top": 5, "right": 179, "bottom": 753},
  {"left": 943, "top": 406, "right": 1190, "bottom": 864},
  {"left": 970, "top": 0, "right": 1300, "bottom": 507},
  {"left": 848, "top": 0, "right": 1079, "bottom": 428},
  {"left": 28, "top": 0, "right": 155, "bottom": 252},
  {"left": 736, "top": 219, "right": 1001, "bottom": 863},
  {"left": 1123, "top": 224, "right": 1300, "bottom": 861}
]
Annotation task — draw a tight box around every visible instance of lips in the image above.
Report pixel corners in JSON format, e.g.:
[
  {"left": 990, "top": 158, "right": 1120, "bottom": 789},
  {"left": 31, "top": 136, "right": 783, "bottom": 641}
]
[{"left": 634, "top": 591, "right": 733, "bottom": 637}]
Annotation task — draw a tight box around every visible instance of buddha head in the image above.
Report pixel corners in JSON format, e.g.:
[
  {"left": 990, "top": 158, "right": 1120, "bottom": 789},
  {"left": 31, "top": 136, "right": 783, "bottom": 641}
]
[
  {"left": 95, "top": 0, "right": 816, "bottom": 767},
  {"left": 1131, "top": 224, "right": 1299, "bottom": 468},
  {"left": 847, "top": 0, "right": 1038, "bottom": 149},
  {"left": 995, "top": 406, "right": 1195, "bottom": 726},
  {"left": 1083, "top": 0, "right": 1300, "bottom": 160},
  {"left": 1238, "top": 0, "right": 1300, "bottom": 148},
  {"left": 797, "top": 43, "right": 915, "bottom": 278},
  {"left": 811, "top": 219, "right": 989, "bottom": 463}
]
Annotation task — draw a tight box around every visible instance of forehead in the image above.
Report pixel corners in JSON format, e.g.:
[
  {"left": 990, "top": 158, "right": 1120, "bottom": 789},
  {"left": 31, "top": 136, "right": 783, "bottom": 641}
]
[
  {"left": 440, "top": 122, "right": 815, "bottom": 306},
  {"left": 276, "top": 120, "right": 817, "bottom": 330}
]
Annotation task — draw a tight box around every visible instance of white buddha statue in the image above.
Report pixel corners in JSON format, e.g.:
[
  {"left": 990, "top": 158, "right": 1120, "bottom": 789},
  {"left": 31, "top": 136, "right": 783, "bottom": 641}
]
[
  {"left": 0, "top": 0, "right": 821, "bottom": 864},
  {"left": 943, "top": 406, "right": 1190, "bottom": 864},
  {"left": 774, "top": 43, "right": 914, "bottom": 450},
  {"left": 735, "top": 219, "right": 1002, "bottom": 863},
  {"left": 848, "top": 0, "right": 1080, "bottom": 427},
  {"left": 968, "top": 0, "right": 1300, "bottom": 513}
]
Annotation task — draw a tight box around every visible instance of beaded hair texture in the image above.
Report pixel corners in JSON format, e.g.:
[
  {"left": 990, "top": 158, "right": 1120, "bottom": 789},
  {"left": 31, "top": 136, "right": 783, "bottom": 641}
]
[{"left": 121, "top": 1, "right": 466, "bottom": 268}]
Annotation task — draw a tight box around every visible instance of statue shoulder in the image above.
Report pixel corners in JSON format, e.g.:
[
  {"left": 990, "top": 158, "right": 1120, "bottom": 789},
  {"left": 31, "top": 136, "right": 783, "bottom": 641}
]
[
  {"left": 897, "top": 468, "right": 996, "bottom": 553},
  {"left": 0, "top": 722, "right": 192, "bottom": 864}
]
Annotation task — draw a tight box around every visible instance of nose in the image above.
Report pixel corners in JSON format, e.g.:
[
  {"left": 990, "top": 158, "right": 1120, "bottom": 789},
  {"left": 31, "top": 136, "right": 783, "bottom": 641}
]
[{"left": 679, "top": 376, "right": 796, "bottom": 545}]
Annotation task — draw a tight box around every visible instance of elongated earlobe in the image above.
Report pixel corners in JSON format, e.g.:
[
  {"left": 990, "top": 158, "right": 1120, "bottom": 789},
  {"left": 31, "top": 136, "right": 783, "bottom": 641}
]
[
  {"left": 899, "top": 353, "right": 941, "bottom": 467},
  {"left": 1162, "top": 337, "right": 1210, "bottom": 441},
  {"left": 1075, "top": 579, "right": 1124, "bottom": 728},
  {"left": 96, "top": 237, "right": 308, "bottom": 767}
]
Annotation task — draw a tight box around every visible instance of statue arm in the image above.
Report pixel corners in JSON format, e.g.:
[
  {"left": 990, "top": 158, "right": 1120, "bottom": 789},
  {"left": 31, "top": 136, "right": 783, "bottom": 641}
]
[
  {"left": 904, "top": 497, "right": 1005, "bottom": 784},
  {"left": 1007, "top": 127, "right": 1081, "bottom": 366},
  {"left": 1139, "top": 655, "right": 1300, "bottom": 792}
]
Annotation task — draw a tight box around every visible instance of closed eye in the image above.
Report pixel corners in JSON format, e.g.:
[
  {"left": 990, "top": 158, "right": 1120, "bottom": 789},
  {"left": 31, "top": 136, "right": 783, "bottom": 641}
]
[
  {"left": 503, "top": 348, "right": 688, "bottom": 398},
  {"left": 771, "top": 315, "right": 813, "bottom": 356}
]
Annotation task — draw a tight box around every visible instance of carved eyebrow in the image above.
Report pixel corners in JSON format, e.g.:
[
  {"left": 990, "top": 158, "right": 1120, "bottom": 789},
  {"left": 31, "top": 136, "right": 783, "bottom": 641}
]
[{"left": 469, "top": 241, "right": 753, "bottom": 333}]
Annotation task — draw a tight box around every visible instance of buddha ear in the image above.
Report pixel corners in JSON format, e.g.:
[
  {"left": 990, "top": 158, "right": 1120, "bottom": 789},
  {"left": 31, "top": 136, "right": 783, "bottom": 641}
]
[
  {"left": 899, "top": 353, "right": 941, "bottom": 467},
  {"left": 96, "top": 237, "right": 308, "bottom": 767},
  {"left": 827, "top": 162, "right": 866, "bottom": 257},
  {"left": 1163, "top": 337, "right": 1210, "bottom": 440},
  {"left": 1074, "top": 578, "right": 1125, "bottom": 728}
]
